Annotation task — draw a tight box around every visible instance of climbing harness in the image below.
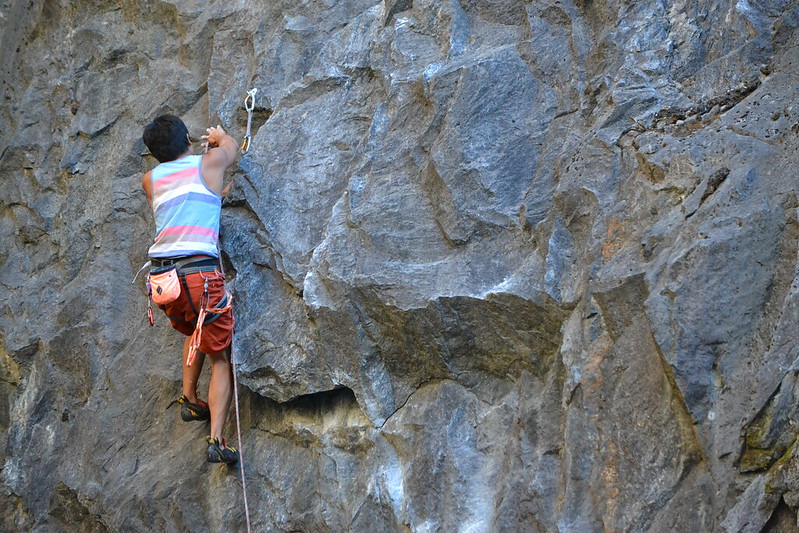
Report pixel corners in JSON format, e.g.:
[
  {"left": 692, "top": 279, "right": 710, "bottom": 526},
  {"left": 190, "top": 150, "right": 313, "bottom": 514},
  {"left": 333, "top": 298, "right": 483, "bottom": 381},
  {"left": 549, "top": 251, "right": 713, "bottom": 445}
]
[{"left": 240, "top": 88, "right": 258, "bottom": 154}]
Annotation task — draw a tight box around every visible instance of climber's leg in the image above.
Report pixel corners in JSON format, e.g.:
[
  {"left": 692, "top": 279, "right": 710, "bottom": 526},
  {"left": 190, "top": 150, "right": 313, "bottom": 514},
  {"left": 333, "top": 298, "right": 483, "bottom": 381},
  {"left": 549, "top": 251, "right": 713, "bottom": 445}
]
[
  {"left": 182, "top": 336, "right": 206, "bottom": 403},
  {"left": 205, "top": 345, "right": 238, "bottom": 464}
]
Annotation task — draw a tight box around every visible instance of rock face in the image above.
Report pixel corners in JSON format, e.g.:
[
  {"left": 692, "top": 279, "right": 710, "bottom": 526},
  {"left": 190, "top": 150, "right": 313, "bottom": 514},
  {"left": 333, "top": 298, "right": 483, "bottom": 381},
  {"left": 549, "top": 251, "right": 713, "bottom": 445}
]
[{"left": 3, "top": 0, "right": 799, "bottom": 530}]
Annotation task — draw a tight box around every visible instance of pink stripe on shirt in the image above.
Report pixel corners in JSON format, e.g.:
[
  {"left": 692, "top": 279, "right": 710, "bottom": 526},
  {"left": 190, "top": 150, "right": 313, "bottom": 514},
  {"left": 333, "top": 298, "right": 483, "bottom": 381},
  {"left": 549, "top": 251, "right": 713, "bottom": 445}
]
[
  {"left": 155, "top": 225, "right": 219, "bottom": 241},
  {"left": 153, "top": 166, "right": 199, "bottom": 190}
]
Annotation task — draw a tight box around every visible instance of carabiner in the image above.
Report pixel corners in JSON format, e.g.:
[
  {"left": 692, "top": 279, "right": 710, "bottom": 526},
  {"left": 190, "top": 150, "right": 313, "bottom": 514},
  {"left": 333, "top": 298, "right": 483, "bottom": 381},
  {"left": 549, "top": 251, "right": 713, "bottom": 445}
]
[
  {"left": 241, "top": 88, "right": 258, "bottom": 154},
  {"left": 244, "top": 88, "right": 257, "bottom": 112}
]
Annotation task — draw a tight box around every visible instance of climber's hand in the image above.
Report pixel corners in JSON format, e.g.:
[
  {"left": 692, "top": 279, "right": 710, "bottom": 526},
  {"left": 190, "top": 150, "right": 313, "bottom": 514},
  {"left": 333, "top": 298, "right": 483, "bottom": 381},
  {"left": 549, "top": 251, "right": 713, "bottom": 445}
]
[{"left": 201, "top": 125, "right": 227, "bottom": 150}]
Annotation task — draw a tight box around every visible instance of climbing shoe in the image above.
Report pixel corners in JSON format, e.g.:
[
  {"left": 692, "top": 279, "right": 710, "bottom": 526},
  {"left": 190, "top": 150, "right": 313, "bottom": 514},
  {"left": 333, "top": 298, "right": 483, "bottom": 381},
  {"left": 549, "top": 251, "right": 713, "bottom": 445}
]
[
  {"left": 167, "top": 395, "right": 210, "bottom": 422},
  {"left": 206, "top": 436, "right": 239, "bottom": 464}
]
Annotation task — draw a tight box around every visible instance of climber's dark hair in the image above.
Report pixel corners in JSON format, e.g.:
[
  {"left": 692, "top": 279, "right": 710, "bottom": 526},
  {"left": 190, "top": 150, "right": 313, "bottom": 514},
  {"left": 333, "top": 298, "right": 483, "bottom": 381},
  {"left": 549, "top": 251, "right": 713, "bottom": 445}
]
[{"left": 143, "top": 114, "right": 190, "bottom": 163}]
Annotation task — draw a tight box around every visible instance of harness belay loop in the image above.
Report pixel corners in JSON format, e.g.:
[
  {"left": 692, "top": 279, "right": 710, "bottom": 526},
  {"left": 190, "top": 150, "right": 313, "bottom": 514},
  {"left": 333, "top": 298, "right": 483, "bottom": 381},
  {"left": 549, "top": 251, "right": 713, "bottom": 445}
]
[{"left": 187, "top": 274, "right": 233, "bottom": 366}]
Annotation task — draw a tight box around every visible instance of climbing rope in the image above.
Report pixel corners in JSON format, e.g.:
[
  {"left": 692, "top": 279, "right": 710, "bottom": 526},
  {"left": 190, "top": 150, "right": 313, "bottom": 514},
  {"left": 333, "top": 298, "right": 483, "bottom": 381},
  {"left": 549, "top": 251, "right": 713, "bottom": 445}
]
[
  {"left": 230, "top": 90, "right": 255, "bottom": 531},
  {"left": 216, "top": 226, "right": 250, "bottom": 531},
  {"left": 240, "top": 88, "right": 258, "bottom": 154},
  {"left": 231, "top": 338, "right": 252, "bottom": 533}
]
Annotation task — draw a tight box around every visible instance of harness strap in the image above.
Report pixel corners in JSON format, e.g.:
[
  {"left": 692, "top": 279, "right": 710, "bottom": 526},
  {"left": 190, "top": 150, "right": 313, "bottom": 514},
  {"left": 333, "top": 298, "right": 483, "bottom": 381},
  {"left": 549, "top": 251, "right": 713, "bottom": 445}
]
[
  {"left": 151, "top": 255, "right": 216, "bottom": 270},
  {"left": 179, "top": 265, "right": 220, "bottom": 275}
]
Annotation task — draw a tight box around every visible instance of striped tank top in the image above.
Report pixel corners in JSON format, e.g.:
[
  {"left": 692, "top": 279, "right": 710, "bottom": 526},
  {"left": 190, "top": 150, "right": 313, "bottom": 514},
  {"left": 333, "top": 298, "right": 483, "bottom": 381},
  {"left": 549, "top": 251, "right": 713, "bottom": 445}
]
[{"left": 148, "top": 155, "right": 221, "bottom": 258}]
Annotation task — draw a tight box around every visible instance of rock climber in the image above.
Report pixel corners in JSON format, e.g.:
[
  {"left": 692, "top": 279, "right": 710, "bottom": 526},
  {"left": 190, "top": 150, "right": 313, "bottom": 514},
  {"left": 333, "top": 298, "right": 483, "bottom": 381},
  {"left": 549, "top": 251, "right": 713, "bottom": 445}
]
[{"left": 141, "top": 114, "right": 239, "bottom": 464}]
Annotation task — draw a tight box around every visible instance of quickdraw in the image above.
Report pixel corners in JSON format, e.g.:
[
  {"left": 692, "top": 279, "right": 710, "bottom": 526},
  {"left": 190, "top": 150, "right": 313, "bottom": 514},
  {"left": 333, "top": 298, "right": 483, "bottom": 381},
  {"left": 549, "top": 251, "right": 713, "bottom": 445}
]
[
  {"left": 240, "top": 88, "right": 258, "bottom": 154},
  {"left": 146, "top": 281, "right": 155, "bottom": 326},
  {"left": 133, "top": 262, "right": 156, "bottom": 326},
  {"left": 186, "top": 274, "right": 233, "bottom": 367}
]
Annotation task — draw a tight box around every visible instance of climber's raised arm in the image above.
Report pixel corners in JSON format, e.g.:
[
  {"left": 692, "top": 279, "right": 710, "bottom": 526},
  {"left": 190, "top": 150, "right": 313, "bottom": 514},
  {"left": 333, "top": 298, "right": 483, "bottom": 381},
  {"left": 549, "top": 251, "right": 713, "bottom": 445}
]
[{"left": 200, "top": 125, "right": 238, "bottom": 196}]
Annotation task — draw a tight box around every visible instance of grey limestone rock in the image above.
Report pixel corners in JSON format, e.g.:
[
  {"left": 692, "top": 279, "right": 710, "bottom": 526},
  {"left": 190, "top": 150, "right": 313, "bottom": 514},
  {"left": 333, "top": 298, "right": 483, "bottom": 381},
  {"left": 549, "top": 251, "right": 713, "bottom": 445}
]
[{"left": 3, "top": 0, "right": 799, "bottom": 531}]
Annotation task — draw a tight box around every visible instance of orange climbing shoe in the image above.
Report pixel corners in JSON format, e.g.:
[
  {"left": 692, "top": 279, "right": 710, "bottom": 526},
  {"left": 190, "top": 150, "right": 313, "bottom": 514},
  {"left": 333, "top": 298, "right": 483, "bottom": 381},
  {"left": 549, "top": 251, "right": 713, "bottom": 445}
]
[{"left": 206, "top": 437, "right": 239, "bottom": 464}]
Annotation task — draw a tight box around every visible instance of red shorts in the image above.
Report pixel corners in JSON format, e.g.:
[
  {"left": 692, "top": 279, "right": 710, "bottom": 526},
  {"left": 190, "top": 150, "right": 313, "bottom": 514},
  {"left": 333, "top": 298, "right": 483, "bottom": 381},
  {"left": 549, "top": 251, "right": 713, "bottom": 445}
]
[{"left": 158, "top": 269, "right": 234, "bottom": 354}]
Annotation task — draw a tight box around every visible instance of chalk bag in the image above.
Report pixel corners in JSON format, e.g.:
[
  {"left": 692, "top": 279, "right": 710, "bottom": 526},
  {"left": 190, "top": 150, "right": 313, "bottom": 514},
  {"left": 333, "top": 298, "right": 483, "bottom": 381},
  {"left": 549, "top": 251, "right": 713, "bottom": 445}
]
[{"left": 148, "top": 266, "right": 181, "bottom": 306}]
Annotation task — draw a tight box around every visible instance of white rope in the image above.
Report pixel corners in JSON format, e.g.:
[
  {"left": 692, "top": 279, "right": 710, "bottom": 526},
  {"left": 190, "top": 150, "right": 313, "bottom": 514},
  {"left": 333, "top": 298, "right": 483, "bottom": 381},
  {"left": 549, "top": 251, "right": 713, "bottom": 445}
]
[
  {"left": 227, "top": 87, "right": 258, "bottom": 530},
  {"left": 231, "top": 338, "right": 252, "bottom": 533}
]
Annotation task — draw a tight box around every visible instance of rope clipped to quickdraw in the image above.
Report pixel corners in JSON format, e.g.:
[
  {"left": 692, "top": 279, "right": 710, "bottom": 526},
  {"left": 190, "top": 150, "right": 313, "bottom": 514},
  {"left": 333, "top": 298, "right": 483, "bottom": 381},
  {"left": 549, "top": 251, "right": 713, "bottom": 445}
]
[
  {"left": 186, "top": 275, "right": 233, "bottom": 367},
  {"left": 240, "top": 88, "right": 257, "bottom": 154}
]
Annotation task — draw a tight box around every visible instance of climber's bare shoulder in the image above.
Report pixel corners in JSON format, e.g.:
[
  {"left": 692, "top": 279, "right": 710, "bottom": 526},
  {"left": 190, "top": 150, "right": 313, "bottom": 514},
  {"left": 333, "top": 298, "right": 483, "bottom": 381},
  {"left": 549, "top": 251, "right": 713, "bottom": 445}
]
[{"left": 141, "top": 170, "right": 153, "bottom": 206}]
